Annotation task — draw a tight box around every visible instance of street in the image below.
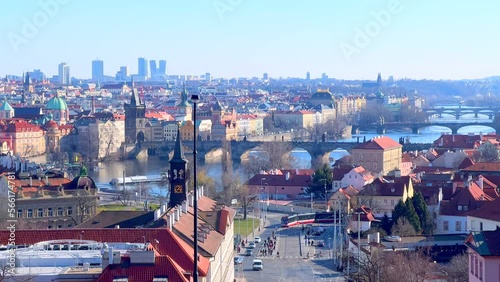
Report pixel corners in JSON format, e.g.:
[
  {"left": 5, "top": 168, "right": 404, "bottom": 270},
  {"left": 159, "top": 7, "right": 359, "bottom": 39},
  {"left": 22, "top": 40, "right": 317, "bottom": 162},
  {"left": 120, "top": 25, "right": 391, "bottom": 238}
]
[{"left": 235, "top": 212, "right": 346, "bottom": 282}]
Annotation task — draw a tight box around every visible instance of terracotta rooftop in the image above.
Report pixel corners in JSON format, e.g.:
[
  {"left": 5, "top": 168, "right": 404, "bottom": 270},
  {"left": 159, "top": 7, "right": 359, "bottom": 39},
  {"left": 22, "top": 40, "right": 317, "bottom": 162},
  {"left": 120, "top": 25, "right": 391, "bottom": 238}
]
[
  {"left": 462, "top": 162, "right": 500, "bottom": 172},
  {"left": 353, "top": 136, "right": 402, "bottom": 150},
  {"left": 466, "top": 197, "right": 500, "bottom": 222}
]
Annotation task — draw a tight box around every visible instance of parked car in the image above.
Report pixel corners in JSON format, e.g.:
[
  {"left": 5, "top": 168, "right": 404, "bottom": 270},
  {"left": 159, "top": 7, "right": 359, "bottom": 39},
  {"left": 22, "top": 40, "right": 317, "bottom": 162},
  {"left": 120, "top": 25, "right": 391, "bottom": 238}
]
[
  {"left": 254, "top": 236, "right": 262, "bottom": 243},
  {"left": 384, "top": 235, "right": 402, "bottom": 242},
  {"left": 252, "top": 259, "right": 263, "bottom": 271},
  {"left": 245, "top": 249, "right": 253, "bottom": 256},
  {"left": 234, "top": 256, "right": 244, "bottom": 265}
]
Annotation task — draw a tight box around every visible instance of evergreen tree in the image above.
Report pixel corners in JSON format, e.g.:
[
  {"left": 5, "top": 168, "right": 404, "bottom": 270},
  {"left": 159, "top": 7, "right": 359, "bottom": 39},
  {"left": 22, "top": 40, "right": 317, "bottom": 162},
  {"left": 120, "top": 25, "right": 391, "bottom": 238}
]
[
  {"left": 412, "top": 191, "right": 432, "bottom": 234},
  {"left": 392, "top": 200, "right": 406, "bottom": 225},
  {"left": 308, "top": 163, "right": 333, "bottom": 197},
  {"left": 381, "top": 214, "right": 392, "bottom": 235},
  {"left": 405, "top": 198, "right": 422, "bottom": 234}
]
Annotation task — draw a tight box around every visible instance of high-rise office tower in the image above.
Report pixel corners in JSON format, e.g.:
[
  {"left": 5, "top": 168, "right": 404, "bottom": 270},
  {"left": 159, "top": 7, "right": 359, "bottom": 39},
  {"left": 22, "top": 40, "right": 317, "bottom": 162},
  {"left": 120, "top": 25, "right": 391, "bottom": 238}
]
[
  {"left": 115, "top": 66, "right": 128, "bottom": 81},
  {"left": 92, "top": 59, "right": 104, "bottom": 82},
  {"left": 58, "top": 62, "right": 70, "bottom": 85},
  {"left": 138, "top": 57, "right": 148, "bottom": 79},
  {"left": 159, "top": 60, "right": 166, "bottom": 76},
  {"left": 306, "top": 71, "right": 310, "bottom": 81},
  {"left": 263, "top": 73, "right": 268, "bottom": 80},
  {"left": 150, "top": 60, "right": 158, "bottom": 79},
  {"left": 205, "top": 72, "right": 211, "bottom": 82}
]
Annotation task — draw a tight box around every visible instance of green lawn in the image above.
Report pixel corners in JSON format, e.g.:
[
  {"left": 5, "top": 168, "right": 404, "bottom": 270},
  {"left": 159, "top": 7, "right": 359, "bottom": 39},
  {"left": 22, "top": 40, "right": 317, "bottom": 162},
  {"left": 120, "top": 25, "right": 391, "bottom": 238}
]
[
  {"left": 97, "top": 204, "right": 144, "bottom": 213},
  {"left": 234, "top": 218, "right": 261, "bottom": 237}
]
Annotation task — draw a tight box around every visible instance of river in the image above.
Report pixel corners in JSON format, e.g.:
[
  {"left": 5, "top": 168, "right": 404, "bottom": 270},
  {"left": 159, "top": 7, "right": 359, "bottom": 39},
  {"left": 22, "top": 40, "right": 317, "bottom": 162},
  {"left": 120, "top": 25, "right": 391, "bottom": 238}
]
[{"left": 29, "top": 113, "right": 493, "bottom": 195}]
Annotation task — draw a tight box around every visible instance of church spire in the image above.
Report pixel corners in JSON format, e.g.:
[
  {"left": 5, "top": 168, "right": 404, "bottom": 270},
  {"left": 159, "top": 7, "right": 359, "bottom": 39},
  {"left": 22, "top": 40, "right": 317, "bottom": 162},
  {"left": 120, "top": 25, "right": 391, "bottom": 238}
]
[{"left": 170, "top": 123, "right": 187, "bottom": 164}]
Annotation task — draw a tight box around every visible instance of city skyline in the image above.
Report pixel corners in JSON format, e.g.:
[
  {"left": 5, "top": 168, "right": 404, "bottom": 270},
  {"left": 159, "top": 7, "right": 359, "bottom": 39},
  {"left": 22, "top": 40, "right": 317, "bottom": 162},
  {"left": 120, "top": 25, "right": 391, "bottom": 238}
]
[{"left": 1, "top": 0, "right": 500, "bottom": 80}]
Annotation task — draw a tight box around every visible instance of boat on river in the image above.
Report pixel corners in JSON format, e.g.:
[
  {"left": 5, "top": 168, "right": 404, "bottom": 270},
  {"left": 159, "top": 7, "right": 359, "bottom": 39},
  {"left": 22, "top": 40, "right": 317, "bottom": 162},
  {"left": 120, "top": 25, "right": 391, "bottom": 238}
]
[{"left": 109, "top": 174, "right": 166, "bottom": 185}]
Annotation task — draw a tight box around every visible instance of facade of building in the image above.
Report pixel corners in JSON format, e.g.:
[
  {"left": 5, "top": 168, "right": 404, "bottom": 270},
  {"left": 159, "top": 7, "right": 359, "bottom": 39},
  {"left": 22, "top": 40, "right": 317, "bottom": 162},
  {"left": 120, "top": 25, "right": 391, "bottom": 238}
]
[
  {"left": 351, "top": 136, "right": 403, "bottom": 176},
  {"left": 45, "top": 92, "right": 70, "bottom": 125},
  {"left": 0, "top": 119, "right": 46, "bottom": 157},
  {"left": 0, "top": 168, "right": 98, "bottom": 229},
  {"left": 465, "top": 228, "right": 500, "bottom": 282}
]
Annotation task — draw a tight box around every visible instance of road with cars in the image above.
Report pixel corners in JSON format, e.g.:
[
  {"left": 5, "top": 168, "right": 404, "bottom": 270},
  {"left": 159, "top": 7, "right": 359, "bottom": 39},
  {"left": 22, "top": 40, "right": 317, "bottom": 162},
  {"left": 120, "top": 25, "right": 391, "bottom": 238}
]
[{"left": 235, "top": 212, "right": 346, "bottom": 282}]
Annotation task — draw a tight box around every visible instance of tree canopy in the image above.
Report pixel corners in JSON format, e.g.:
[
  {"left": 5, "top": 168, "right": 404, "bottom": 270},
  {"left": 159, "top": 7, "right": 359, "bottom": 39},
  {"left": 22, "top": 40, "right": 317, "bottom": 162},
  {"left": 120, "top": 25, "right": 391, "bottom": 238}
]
[{"left": 308, "top": 163, "right": 333, "bottom": 196}]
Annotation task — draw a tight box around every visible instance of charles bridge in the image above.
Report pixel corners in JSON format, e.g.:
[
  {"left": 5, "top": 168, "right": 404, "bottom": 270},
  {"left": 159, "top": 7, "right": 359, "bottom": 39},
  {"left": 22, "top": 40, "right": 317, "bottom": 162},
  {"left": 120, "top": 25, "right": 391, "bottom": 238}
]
[{"left": 126, "top": 139, "right": 432, "bottom": 166}]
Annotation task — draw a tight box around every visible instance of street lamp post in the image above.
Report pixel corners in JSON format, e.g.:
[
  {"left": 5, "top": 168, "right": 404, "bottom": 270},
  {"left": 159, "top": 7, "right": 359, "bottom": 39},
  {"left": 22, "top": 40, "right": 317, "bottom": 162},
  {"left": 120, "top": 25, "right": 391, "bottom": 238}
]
[
  {"left": 354, "top": 211, "right": 364, "bottom": 281},
  {"left": 191, "top": 92, "right": 200, "bottom": 282}
]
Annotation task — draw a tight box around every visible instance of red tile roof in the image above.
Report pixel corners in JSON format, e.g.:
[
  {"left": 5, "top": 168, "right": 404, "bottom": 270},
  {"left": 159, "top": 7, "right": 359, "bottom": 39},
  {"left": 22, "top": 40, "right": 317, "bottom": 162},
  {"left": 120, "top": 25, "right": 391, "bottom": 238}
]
[
  {"left": 466, "top": 197, "right": 500, "bottom": 222},
  {"left": 353, "top": 136, "right": 402, "bottom": 150},
  {"left": 0, "top": 228, "right": 209, "bottom": 277},
  {"left": 462, "top": 162, "right": 500, "bottom": 173}
]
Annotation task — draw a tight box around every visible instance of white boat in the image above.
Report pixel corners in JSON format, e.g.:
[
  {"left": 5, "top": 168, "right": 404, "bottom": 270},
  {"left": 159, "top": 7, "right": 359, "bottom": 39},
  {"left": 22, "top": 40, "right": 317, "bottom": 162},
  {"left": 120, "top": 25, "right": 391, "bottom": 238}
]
[{"left": 109, "top": 175, "right": 165, "bottom": 185}]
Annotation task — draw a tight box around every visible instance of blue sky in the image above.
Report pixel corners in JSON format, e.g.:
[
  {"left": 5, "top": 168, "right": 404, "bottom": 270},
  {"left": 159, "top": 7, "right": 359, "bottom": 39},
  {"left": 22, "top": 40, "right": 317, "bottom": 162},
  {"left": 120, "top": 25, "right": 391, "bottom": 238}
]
[{"left": 0, "top": 0, "right": 499, "bottom": 80}]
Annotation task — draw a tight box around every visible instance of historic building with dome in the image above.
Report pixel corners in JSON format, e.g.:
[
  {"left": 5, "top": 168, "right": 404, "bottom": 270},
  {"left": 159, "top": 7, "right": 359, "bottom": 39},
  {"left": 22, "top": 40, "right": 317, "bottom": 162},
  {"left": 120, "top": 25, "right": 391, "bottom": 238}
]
[
  {"left": 0, "top": 166, "right": 99, "bottom": 229},
  {"left": 45, "top": 91, "right": 70, "bottom": 125}
]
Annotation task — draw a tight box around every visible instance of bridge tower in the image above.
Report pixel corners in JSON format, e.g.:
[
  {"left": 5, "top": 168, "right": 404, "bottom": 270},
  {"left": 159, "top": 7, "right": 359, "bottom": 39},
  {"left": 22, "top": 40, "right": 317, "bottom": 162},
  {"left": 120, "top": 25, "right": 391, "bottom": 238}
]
[
  {"left": 124, "top": 77, "right": 147, "bottom": 144},
  {"left": 169, "top": 125, "right": 189, "bottom": 208}
]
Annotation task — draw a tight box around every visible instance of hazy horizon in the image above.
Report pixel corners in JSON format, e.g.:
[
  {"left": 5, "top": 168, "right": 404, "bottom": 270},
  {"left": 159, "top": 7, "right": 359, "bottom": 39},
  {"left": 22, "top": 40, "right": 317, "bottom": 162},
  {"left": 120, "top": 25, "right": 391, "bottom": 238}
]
[{"left": 1, "top": 0, "right": 500, "bottom": 81}]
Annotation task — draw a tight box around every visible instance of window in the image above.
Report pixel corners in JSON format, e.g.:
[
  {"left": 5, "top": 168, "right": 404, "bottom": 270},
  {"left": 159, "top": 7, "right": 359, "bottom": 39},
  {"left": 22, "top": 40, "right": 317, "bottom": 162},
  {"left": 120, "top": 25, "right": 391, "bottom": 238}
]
[
  {"left": 384, "top": 199, "right": 388, "bottom": 205},
  {"left": 48, "top": 208, "right": 53, "bottom": 217},
  {"left": 17, "top": 209, "right": 23, "bottom": 218},
  {"left": 391, "top": 200, "right": 394, "bottom": 206},
  {"left": 67, "top": 206, "right": 73, "bottom": 216},
  {"left": 463, "top": 205, "right": 468, "bottom": 211},
  {"left": 479, "top": 261, "right": 483, "bottom": 281},
  {"left": 27, "top": 209, "right": 33, "bottom": 218},
  {"left": 37, "top": 208, "right": 43, "bottom": 217},
  {"left": 480, "top": 222, "right": 483, "bottom": 231},
  {"left": 470, "top": 254, "right": 474, "bottom": 274},
  {"left": 57, "top": 207, "right": 63, "bottom": 216},
  {"left": 475, "top": 256, "right": 478, "bottom": 278},
  {"left": 455, "top": 221, "right": 461, "bottom": 231},
  {"left": 458, "top": 205, "right": 462, "bottom": 211},
  {"left": 443, "top": 221, "right": 449, "bottom": 231}
]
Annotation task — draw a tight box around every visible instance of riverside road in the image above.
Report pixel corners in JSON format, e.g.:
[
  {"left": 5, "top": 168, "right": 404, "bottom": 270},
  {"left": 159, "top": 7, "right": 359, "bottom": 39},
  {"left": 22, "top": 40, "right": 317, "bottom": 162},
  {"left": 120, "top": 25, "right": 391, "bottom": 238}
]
[{"left": 236, "top": 212, "right": 346, "bottom": 282}]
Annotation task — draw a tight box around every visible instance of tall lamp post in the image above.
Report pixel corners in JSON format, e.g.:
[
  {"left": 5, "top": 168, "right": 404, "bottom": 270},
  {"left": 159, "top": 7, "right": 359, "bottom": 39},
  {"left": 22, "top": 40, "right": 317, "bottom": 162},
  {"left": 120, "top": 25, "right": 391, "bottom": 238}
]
[
  {"left": 191, "top": 92, "right": 200, "bottom": 282},
  {"left": 354, "top": 211, "right": 364, "bottom": 281}
]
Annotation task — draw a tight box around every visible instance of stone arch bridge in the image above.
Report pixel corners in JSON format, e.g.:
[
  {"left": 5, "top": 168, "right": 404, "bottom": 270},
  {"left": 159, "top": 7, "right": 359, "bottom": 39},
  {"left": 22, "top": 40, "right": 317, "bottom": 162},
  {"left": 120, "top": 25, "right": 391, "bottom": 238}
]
[
  {"left": 126, "top": 140, "right": 431, "bottom": 166},
  {"left": 354, "top": 121, "right": 499, "bottom": 135}
]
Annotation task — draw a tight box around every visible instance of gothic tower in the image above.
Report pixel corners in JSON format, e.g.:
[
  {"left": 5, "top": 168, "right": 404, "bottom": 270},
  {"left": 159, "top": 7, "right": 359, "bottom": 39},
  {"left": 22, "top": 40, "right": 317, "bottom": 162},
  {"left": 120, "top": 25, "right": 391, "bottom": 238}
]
[
  {"left": 124, "top": 77, "right": 148, "bottom": 144},
  {"left": 176, "top": 84, "right": 192, "bottom": 120},
  {"left": 377, "top": 72, "right": 382, "bottom": 86},
  {"left": 169, "top": 125, "right": 188, "bottom": 208}
]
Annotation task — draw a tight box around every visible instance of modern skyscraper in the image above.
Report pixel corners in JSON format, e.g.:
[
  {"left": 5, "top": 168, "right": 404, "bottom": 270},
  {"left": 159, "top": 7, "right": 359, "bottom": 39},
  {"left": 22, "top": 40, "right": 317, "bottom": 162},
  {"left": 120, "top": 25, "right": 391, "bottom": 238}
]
[
  {"left": 149, "top": 60, "right": 158, "bottom": 79},
  {"left": 306, "top": 71, "right": 310, "bottom": 81},
  {"left": 115, "top": 66, "right": 128, "bottom": 81},
  {"left": 138, "top": 57, "right": 148, "bottom": 79},
  {"left": 159, "top": 60, "right": 166, "bottom": 76},
  {"left": 92, "top": 59, "right": 104, "bottom": 82},
  {"left": 205, "top": 72, "right": 211, "bottom": 82},
  {"left": 58, "top": 62, "right": 70, "bottom": 85},
  {"left": 263, "top": 73, "right": 268, "bottom": 80}
]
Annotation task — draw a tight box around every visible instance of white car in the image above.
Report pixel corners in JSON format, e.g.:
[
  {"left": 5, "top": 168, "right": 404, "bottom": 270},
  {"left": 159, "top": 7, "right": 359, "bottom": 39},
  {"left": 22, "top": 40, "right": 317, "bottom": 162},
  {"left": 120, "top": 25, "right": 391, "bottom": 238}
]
[
  {"left": 254, "top": 236, "right": 262, "bottom": 243},
  {"left": 248, "top": 242, "right": 256, "bottom": 249},
  {"left": 252, "top": 259, "right": 263, "bottom": 271},
  {"left": 384, "top": 235, "right": 402, "bottom": 242}
]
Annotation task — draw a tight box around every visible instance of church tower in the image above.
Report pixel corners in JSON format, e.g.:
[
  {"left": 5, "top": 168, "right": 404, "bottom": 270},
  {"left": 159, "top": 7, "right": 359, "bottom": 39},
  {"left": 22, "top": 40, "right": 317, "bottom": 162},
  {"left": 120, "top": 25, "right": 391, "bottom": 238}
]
[
  {"left": 169, "top": 125, "right": 188, "bottom": 208},
  {"left": 377, "top": 72, "right": 382, "bottom": 86},
  {"left": 176, "top": 84, "right": 192, "bottom": 120},
  {"left": 124, "top": 77, "right": 148, "bottom": 144}
]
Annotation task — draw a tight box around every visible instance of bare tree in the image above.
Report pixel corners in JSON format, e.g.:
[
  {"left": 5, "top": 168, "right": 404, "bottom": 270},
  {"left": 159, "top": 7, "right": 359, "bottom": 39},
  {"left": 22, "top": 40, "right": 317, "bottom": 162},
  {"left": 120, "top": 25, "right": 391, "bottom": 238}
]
[
  {"left": 117, "top": 188, "right": 133, "bottom": 206},
  {"left": 391, "top": 217, "right": 417, "bottom": 237},
  {"left": 196, "top": 169, "right": 216, "bottom": 198},
  {"left": 69, "top": 188, "right": 98, "bottom": 226},
  {"left": 440, "top": 253, "right": 468, "bottom": 282}
]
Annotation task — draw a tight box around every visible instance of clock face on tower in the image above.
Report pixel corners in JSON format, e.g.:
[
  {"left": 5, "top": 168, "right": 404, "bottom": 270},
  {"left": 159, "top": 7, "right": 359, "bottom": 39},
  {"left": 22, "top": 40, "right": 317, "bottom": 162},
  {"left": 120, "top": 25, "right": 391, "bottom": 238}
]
[{"left": 174, "top": 184, "right": 183, "bottom": 193}]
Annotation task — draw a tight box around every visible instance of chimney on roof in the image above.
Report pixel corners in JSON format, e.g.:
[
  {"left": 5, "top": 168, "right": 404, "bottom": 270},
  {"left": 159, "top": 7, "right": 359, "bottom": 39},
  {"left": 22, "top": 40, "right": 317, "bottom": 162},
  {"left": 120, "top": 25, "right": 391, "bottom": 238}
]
[
  {"left": 286, "top": 172, "right": 290, "bottom": 180},
  {"left": 45, "top": 175, "right": 49, "bottom": 186},
  {"left": 29, "top": 176, "right": 32, "bottom": 187},
  {"left": 182, "top": 200, "right": 188, "bottom": 213},
  {"left": 174, "top": 206, "right": 180, "bottom": 221},
  {"left": 478, "top": 175, "right": 484, "bottom": 190}
]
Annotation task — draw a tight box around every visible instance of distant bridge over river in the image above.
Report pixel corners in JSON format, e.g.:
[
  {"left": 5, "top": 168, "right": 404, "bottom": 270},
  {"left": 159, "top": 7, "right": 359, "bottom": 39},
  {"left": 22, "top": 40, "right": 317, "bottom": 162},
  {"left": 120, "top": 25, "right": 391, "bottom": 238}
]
[
  {"left": 353, "top": 120, "right": 498, "bottom": 135},
  {"left": 124, "top": 140, "right": 431, "bottom": 166}
]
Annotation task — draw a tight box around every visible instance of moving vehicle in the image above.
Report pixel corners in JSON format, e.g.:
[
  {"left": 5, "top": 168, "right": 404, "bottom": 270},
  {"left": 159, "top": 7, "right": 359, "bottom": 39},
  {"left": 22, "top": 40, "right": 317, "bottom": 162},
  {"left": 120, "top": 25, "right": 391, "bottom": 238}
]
[
  {"left": 248, "top": 242, "right": 256, "bottom": 249},
  {"left": 245, "top": 249, "right": 253, "bottom": 256},
  {"left": 252, "top": 259, "right": 263, "bottom": 271},
  {"left": 281, "top": 212, "right": 339, "bottom": 227},
  {"left": 254, "top": 236, "right": 261, "bottom": 243},
  {"left": 234, "top": 256, "right": 244, "bottom": 265},
  {"left": 384, "top": 235, "right": 402, "bottom": 242}
]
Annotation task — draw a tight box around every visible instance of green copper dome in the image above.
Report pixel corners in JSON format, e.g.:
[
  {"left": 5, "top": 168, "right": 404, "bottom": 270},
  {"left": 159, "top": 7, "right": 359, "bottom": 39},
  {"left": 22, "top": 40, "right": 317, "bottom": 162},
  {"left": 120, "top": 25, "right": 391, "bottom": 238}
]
[{"left": 46, "top": 95, "right": 68, "bottom": 110}]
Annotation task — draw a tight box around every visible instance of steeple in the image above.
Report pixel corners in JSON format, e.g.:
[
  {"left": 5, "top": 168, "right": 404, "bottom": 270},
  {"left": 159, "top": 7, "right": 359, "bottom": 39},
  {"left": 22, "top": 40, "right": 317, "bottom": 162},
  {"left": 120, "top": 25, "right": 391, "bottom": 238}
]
[
  {"left": 130, "top": 76, "right": 141, "bottom": 106},
  {"left": 170, "top": 124, "right": 187, "bottom": 164},
  {"left": 377, "top": 72, "right": 382, "bottom": 86},
  {"left": 169, "top": 123, "right": 188, "bottom": 208}
]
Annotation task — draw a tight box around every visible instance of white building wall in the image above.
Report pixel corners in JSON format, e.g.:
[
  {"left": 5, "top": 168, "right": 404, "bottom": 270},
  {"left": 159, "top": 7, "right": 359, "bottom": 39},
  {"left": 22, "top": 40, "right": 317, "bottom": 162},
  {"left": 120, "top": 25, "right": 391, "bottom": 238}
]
[{"left": 467, "top": 216, "right": 500, "bottom": 232}]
